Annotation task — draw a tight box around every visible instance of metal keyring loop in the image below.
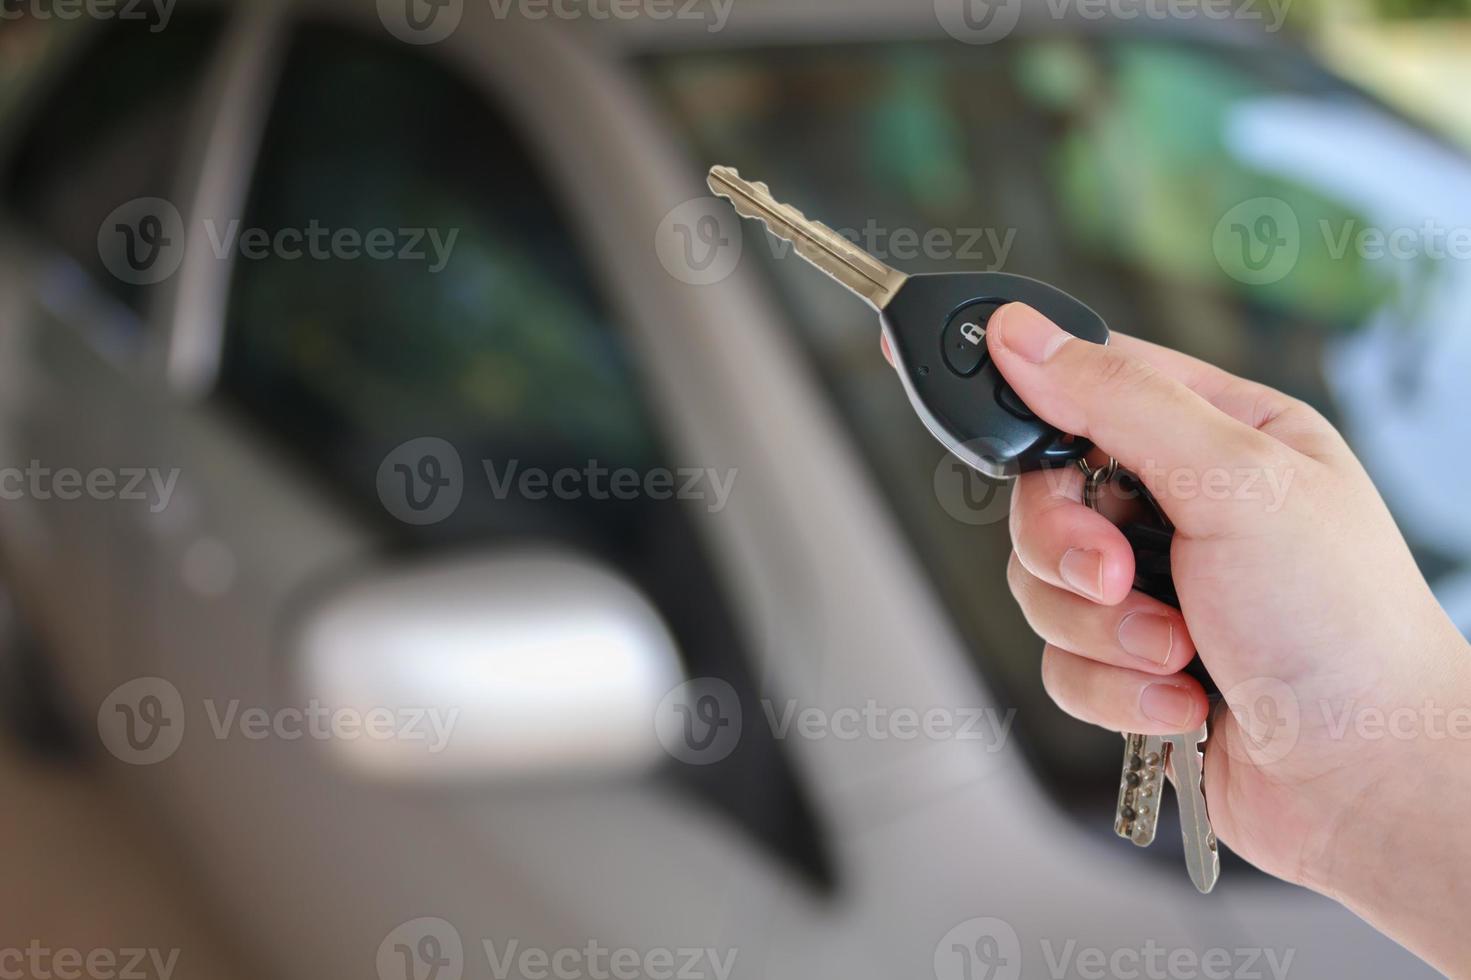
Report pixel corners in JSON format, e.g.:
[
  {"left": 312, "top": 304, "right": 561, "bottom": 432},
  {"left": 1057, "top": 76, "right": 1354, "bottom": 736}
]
[{"left": 1077, "top": 457, "right": 1119, "bottom": 512}]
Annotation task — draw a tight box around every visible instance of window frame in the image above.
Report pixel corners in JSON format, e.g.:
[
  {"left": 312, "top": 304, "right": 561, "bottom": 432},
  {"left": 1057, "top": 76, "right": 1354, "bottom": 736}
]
[{"left": 0, "top": 7, "right": 240, "bottom": 375}]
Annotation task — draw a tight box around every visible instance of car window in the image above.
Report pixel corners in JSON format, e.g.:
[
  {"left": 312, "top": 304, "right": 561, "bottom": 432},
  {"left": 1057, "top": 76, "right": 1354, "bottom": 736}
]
[
  {"left": 642, "top": 36, "right": 1471, "bottom": 820},
  {"left": 221, "top": 22, "right": 829, "bottom": 885},
  {"left": 2, "top": 11, "right": 225, "bottom": 316},
  {"left": 0, "top": 15, "right": 63, "bottom": 122}
]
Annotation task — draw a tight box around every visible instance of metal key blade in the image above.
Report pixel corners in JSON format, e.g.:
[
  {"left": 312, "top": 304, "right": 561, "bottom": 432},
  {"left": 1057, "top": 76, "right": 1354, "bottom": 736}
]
[
  {"left": 1116, "top": 733, "right": 1167, "bottom": 846},
  {"left": 1165, "top": 724, "right": 1220, "bottom": 894},
  {"left": 707, "top": 165, "right": 908, "bottom": 310}
]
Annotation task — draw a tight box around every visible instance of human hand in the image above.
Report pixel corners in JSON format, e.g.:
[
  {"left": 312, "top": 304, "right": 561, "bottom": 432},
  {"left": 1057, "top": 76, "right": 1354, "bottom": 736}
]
[{"left": 905, "top": 303, "right": 1471, "bottom": 973}]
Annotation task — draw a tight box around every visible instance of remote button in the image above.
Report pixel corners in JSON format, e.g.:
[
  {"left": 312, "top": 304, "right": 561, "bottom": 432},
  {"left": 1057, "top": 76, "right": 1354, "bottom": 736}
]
[
  {"left": 941, "top": 300, "right": 1003, "bottom": 377},
  {"left": 996, "top": 382, "right": 1037, "bottom": 421}
]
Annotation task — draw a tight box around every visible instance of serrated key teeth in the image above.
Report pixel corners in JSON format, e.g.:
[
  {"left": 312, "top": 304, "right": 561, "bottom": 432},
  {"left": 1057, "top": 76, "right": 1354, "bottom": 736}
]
[{"left": 704, "top": 164, "right": 908, "bottom": 309}]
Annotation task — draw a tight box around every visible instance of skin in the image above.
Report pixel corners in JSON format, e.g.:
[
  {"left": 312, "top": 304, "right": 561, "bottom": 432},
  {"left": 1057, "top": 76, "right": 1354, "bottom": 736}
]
[{"left": 883, "top": 304, "right": 1471, "bottom": 976}]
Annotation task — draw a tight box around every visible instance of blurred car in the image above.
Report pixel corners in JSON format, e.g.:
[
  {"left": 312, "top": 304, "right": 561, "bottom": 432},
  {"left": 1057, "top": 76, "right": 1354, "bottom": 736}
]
[{"left": 0, "top": 0, "right": 1464, "bottom": 977}]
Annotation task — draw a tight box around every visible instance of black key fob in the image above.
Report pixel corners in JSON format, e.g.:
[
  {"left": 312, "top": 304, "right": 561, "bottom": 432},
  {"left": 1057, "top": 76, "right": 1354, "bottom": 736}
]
[{"left": 880, "top": 272, "right": 1109, "bottom": 479}]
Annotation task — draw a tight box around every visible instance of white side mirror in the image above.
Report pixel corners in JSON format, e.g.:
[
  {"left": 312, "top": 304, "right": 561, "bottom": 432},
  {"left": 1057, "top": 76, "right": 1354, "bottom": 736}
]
[{"left": 293, "top": 552, "right": 684, "bottom": 782}]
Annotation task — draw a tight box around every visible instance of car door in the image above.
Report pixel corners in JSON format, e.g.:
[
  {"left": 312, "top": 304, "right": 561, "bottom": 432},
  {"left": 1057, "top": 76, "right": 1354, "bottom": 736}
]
[
  {"left": 0, "top": 9, "right": 232, "bottom": 713},
  {"left": 130, "top": 12, "right": 834, "bottom": 978}
]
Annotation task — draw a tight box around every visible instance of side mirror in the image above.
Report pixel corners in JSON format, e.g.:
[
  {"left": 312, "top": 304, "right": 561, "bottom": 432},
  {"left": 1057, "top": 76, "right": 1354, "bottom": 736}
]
[{"left": 293, "top": 552, "right": 684, "bottom": 782}]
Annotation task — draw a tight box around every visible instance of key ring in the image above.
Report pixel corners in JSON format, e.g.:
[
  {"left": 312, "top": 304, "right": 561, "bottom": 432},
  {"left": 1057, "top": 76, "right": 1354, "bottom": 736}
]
[{"left": 1077, "top": 457, "right": 1119, "bottom": 512}]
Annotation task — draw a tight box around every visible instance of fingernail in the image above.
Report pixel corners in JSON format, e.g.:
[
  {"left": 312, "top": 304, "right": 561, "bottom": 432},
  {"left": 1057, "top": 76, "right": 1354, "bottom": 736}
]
[
  {"left": 1118, "top": 613, "right": 1175, "bottom": 668},
  {"left": 1140, "top": 684, "right": 1197, "bottom": 730},
  {"left": 994, "top": 304, "right": 1071, "bottom": 364},
  {"left": 1059, "top": 548, "right": 1104, "bottom": 602}
]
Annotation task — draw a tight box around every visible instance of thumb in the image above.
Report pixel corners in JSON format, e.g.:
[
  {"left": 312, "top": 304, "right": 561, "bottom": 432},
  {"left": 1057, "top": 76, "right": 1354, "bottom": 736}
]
[{"left": 987, "top": 303, "right": 1278, "bottom": 535}]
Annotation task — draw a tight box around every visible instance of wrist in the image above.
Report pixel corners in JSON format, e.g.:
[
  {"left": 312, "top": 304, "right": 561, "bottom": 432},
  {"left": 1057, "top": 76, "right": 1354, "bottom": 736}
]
[{"left": 1305, "top": 629, "right": 1471, "bottom": 974}]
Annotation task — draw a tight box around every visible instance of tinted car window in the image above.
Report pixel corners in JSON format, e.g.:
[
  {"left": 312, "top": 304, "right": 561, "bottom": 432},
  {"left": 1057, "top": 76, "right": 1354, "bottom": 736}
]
[
  {"left": 3, "top": 12, "right": 224, "bottom": 315},
  {"left": 643, "top": 36, "right": 1471, "bottom": 819},
  {"left": 222, "top": 23, "right": 828, "bottom": 884}
]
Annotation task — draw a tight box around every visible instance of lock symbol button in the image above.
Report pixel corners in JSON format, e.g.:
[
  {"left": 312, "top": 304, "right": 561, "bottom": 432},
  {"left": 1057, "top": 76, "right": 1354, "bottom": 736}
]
[{"left": 941, "top": 299, "right": 1005, "bottom": 378}]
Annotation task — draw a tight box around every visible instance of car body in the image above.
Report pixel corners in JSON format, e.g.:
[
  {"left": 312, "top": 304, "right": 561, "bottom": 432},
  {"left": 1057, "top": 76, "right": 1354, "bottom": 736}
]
[{"left": 0, "top": 1, "right": 1462, "bottom": 977}]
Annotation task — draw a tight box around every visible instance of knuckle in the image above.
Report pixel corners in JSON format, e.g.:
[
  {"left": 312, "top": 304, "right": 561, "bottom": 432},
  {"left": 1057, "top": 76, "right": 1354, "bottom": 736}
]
[
  {"left": 1005, "top": 551, "right": 1028, "bottom": 600},
  {"left": 1085, "top": 347, "right": 1156, "bottom": 395},
  {"left": 1039, "top": 645, "right": 1065, "bottom": 697}
]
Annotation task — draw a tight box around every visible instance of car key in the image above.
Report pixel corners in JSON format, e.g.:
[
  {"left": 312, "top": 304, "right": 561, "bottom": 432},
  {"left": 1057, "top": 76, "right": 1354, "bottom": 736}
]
[
  {"left": 707, "top": 166, "right": 1107, "bottom": 479},
  {"left": 708, "top": 165, "right": 1220, "bottom": 892}
]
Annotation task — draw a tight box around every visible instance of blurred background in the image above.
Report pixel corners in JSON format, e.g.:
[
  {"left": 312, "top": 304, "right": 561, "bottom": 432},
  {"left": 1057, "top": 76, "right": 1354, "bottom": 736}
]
[{"left": 1, "top": 0, "right": 1469, "bottom": 977}]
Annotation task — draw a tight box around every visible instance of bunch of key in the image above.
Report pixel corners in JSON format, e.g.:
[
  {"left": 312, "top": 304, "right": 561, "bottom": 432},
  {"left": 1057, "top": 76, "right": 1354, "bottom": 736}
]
[{"left": 707, "top": 165, "right": 1220, "bottom": 892}]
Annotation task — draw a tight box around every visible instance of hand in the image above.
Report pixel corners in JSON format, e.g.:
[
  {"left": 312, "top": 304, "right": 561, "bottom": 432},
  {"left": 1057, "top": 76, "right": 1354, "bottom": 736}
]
[{"left": 917, "top": 304, "right": 1471, "bottom": 973}]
